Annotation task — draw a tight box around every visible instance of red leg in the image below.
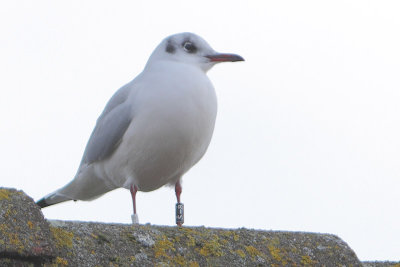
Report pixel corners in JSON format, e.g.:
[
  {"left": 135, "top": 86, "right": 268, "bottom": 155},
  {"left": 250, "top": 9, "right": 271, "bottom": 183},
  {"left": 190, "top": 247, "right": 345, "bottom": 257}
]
[
  {"left": 175, "top": 181, "right": 182, "bottom": 203},
  {"left": 130, "top": 185, "right": 138, "bottom": 215}
]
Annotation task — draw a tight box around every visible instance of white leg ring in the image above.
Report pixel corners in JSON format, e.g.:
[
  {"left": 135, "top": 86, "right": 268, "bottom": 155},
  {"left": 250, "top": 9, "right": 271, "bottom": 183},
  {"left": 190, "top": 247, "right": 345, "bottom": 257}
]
[{"left": 131, "top": 214, "right": 139, "bottom": 224}]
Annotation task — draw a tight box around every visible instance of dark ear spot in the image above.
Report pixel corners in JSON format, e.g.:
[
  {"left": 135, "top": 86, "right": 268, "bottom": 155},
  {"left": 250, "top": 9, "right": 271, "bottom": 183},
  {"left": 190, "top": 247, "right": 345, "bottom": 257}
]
[{"left": 166, "top": 41, "right": 175, "bottom": 54}]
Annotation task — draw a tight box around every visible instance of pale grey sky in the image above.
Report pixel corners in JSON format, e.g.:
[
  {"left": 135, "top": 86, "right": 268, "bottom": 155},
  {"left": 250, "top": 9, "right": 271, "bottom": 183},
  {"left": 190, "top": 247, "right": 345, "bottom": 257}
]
[{"left": 1, "top": 0, "right": 399, "bottom": 261}]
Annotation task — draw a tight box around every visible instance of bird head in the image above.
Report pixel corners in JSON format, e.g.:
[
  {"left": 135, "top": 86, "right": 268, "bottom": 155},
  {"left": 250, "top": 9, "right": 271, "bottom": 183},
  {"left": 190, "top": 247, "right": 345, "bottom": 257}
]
[{"left": 146, "top": 32, "right": 244, "bottom": 72}]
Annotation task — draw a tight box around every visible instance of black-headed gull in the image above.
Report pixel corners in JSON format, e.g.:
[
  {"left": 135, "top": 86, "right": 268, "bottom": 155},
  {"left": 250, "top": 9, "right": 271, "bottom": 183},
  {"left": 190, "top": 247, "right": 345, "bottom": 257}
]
[{"left": 36, "top": 32, "right": 244, "bottom": 226}]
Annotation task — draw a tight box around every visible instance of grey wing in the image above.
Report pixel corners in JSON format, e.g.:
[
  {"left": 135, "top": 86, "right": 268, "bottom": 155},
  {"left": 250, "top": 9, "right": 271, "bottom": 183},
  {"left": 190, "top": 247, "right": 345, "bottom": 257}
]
[{"left": 81, "top": 85, "right": 133, "bottom": 165}]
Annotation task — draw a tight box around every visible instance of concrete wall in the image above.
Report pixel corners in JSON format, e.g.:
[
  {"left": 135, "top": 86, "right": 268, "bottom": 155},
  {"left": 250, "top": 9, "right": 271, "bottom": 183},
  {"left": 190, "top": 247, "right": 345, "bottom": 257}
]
[{"left": 0, "top": 187, "right": 393, "bottom": 266}]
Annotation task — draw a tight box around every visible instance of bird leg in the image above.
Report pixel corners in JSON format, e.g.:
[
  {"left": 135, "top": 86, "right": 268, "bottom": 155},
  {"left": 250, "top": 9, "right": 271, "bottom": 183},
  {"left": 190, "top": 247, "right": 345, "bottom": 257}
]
[
  {"left": 130, "top": 185, "right": 139, "bottom": 224},
  {"left": 175, "top": 181, "right": 184, "bottom": 227}
]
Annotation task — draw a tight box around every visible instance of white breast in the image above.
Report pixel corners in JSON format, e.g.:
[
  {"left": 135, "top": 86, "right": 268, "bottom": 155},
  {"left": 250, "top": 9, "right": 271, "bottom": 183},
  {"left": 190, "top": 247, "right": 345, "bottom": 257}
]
[{"left": 99, "top": 62, "right": 217, "bottom": 191}]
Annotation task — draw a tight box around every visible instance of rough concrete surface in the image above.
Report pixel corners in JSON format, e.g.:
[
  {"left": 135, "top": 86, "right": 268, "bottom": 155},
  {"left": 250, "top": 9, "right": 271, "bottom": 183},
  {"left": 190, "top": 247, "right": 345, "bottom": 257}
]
[
  {"left": 363, "top": 262, "right": 400, "bottom": 267},
  {"left": 0, "top": 188, "right": 54, "bottom": 265},
  {"left": 45, "top": 221, "right": 361, "bottom": 266},
  {"left": 0, "top": 187, "right": 396, "bottom": 266}
]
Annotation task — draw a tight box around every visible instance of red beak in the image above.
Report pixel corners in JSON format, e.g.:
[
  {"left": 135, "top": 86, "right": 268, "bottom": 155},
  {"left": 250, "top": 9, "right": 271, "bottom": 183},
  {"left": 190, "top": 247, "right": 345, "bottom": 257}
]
[{"left": 205, "top": 53, "right": 245, "bottom": 62}]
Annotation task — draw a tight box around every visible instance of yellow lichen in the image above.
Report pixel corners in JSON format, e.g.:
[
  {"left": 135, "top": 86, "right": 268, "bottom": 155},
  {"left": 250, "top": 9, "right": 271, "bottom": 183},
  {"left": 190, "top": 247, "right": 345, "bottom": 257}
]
[
  {"left": 0, "top": 189, "right": 11, "bottom": 200},
  {"left": 264, "top": 237, "right": 289, "bottom": 265},
  {"left": 236, "top": 249, "right": 246, "bottom": 258},
  {"left": 90, "top": 233, "right": 98, "bottom": 239},
  {"left": 179, "top": 227, "right": 198, "bottom": 236},
  {"left": 267, "top": 244, "right": 282, "bottom": 262},
  {"left": 55, "top": 257, "right": 68, "bottom": 266},
  {"left": 199, "top": 235, "right": 223, "bottom": 257},
  {"left": 221, "top": 230, "right": 240, "bottom": 242},
  {"left": 50, "top": 227, "right": 74, "bottom": 249},
  {"left": 186, "top": 234, "right": 196, "bottom": 247},
  {"left": 0, "top": 223, "right": 8, "bottom": 234},
  {"left": 245, "top": 245, "right": 262, "bottom": 259},
  {"left": 9, "top": 233, "right": 24, "bottom": 253},
  {"left": 232, "top": 232, "right": 239, "bottom": 241},
  {"left": 173, "top": 255, "right": 186, "bottom": 266},
  {"left": 300, "top": 255, "right": 317, "bottom": 266},
  {"left": 154, "top": 236, "right": 175, "bottom": 259},
  {"left": 220, "top": 239, "right": 228, "bottom": 245},
  {"left": 178, "top": 227, "right": 190, "bottom": 232},
  {"left": 27, "top": 221, "right": 34, "bottom": 230},
  {"left": 176, "top": 227, "right": 199, "bottom": 248},
  {"left": 189, "top": 261, "right": 200, "bottom": 267}
]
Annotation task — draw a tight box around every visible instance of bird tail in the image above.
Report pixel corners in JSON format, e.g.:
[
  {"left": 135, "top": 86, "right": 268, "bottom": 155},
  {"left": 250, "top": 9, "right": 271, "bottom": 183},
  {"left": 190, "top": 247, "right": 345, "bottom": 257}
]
[{"left": 36, "top": 169, "right": 116, "bottom": 208}]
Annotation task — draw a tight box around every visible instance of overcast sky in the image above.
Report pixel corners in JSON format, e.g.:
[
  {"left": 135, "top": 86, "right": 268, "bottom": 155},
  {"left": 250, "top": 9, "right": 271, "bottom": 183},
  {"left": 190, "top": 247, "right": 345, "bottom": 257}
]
[{"left": 1, "top": 0, "right": 399, "bottom": 261}]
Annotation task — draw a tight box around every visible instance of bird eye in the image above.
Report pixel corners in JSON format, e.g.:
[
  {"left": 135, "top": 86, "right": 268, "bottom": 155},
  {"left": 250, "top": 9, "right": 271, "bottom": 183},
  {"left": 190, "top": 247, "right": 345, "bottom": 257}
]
[{"left": 182, "top": 42, "right": 197, "bottom": 53}]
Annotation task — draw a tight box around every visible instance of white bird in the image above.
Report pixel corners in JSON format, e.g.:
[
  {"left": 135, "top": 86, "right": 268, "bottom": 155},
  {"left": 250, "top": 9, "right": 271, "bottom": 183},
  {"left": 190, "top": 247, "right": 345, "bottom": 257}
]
[{"left": 36, "top": 32, "right": 244, "bottom": 226}]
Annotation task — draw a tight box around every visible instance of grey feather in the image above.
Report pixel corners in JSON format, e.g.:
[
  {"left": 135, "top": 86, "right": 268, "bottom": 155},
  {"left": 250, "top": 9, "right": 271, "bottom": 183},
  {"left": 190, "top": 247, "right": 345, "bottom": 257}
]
[
  {"left": 81, "top": 84, "right": 133, "bottom": 165},
  {"left": 99, "top": 83, "right": 131, "bottom": 117}
]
